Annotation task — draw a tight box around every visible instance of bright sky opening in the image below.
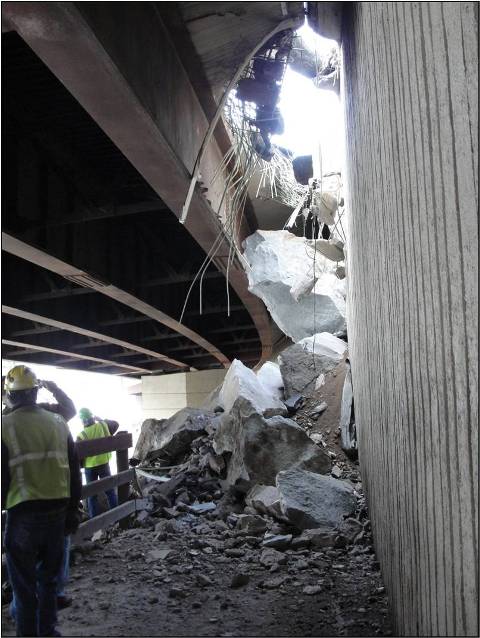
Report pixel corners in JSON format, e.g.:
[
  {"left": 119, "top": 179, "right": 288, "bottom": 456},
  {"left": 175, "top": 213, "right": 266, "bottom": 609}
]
[{"left": 272, "top": 24, "right": 344, "bottom": 174}]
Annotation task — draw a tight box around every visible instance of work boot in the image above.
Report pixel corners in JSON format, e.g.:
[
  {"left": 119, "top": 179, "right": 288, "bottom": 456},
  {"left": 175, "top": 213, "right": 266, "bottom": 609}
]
[{"left": 57, "top": 595, "right": 72, "bottom": 610}]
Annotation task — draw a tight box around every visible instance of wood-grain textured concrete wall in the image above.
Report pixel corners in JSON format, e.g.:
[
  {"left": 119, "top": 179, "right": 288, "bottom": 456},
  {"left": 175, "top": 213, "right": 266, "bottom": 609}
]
[{"left": 341, "top": 3, "right": 478, "bottom": 635}]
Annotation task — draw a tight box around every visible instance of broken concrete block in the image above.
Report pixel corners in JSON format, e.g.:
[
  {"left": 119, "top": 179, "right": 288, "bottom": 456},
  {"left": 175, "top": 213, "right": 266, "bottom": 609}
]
[
  {"left": 290, "top": 273, "right": 318, "bottom": 303},
  {"left": 260, "top": 548, "right": 287, "bottom": 567},
  {"left": 331, "top": 465, "right": 343, "bottom": 479},
  {"left": 220, "top": 359, "right": 286, "bottom": 418},
  {"left": 187, "top": 502, "right": 216, "bottom": 515},
  {"left": 214, "top": 401, "right": 331, "bottom": 488},
  {"left": 337, "top": 518, "right": 364, "bottom": 543},
  {"left": 340, "top": 362, "right": 357, "bottom": 459},
  {"left": 245, "top": 485, "right": 284, "bottom": 520},
  {"left": 303, "top": 585, "right": 323, "bottom": 595},
  {"left": 310, "top": 237, "right": 345, "bottom": 262},
  {"left": 134, "top": 408, "right": 216, "bottom": 462},
  {"left": 279, "top": 332, "right": 347, "bottom": 399},
  {"left": 290, "top": 535, "right": 310, "bottom": 550},
  {"left": 262, "top": 575, "right": 289, "bottom": 589},
  {"left": 276, "top": 468, "right": 356, "bottom": 531},
  {"left": 262, "top": 534, "right": 292, "bottom": 550},
  {"left": 309, "top": 432, "right": 325, "bottom": 446},
  {"left": 235, "top": 514, "right": 268, "bottom": 536},
  {"left": 207, "top": 453, "right": 225, "bottom": 474},
  {"left": 132, "top": 418, "right": 166, "bottom": 461},
  {"left": 243, "top": 230, "right": 346, "bottom": 341},
  {"left": 256, "top": 361, "right": 284, "bottom": 401},
  {"left": 298, "top": 528, "right": 336, "bottom": 549},
  {"left": 283, "top": 393, "right": 304, "bottom": 416}
]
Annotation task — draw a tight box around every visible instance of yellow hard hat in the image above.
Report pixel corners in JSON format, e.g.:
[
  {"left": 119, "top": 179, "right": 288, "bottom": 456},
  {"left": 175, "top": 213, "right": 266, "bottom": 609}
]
[{"left": 4, "top": 365, "right": 38, "bottom": 392}]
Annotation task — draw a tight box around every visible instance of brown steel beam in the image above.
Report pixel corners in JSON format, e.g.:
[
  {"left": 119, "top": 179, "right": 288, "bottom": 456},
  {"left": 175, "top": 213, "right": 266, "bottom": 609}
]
[
  {"left": 2, "top": 339, "right": 151, "bottom": 374},
  {"left": 2, "top": 2, "right": 273, "bottom": 365},
  {"left": 2, "top": 233, "right": 229, "bottom": 367},
  {"left": 2, "top": 305, "right": 189, "bottom": 370}
]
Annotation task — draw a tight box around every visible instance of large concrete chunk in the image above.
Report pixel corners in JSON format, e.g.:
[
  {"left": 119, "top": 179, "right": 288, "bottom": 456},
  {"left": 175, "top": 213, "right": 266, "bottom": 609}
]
[
  {"left": 279, "top": 332, "right": 347, "bottom": 399},
  {"left": 213, "top": 400, "right": 331, "bottom": 488},
  {"left": 276, "top": 468, "right": 356, "bottom": 531},
  {"left": 134, "top": 408, "right": 215, "bottom": 462},
  {"left": 220, "top": 359, "right": 286, "bottom": 418},
  {"left": 256, "top": 361, "right": 284, "bottom": 401},
  {"left": 133, "top": 418, "right": 166, "bottom": 461},
  {"left": 243, "top": 230, "right": 346, "bottom": 341}
]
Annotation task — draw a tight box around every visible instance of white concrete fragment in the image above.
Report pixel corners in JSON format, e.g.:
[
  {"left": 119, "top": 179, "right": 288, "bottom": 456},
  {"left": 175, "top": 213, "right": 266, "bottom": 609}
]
[
  {"left": 298, "top": 332, "right": 348, "bottom": 359},
  {"left": 256, "top": 361, "right": 284, "bottom": 401},
  {"left": 309, "top": 238, "right": 345, "bottom": 262},
  {"left": 220, "top": 359, "right": 286, "bottom": 417},
  {"left": 311, "top": 190, "right": 338, "bottom": 225},
  {"left": 243, "top": 230, "right": 346, "bottom": 342},
  {"left": 290, "top": 273, "right": 317, "bottom": 302}
]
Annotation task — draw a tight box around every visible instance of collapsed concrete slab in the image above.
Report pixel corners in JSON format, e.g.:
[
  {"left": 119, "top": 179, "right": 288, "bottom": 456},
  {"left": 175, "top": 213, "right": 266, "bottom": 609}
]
[
  {"left": 279, "top": 332, "right": 348, "bottom": 399},
  {"left": 276, "top": 468, "right": 356, "bottom": 531},
  {"left": 220, "top": 359, "right": 286, "bottom": 418},
  {"left": 242, "top": 230, "right": 346, "bottom": 342},
  {"left": 133, "top": 408, "right": 215, "bottom": 462},
  {"left": 213, "top": 400, "right": 331, "bottom": 488}
]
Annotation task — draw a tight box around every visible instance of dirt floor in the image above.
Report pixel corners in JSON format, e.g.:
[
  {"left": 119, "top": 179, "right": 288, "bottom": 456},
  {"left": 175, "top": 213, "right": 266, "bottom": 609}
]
[{"left": 3, "top": 519, "right": 392, "bottom": 637}]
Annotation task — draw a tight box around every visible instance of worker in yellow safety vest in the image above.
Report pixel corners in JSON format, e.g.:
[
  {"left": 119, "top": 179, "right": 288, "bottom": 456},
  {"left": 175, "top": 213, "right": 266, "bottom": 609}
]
[
  {"left": 77, "top": 408, "right": 119, "bottom": 518},
  {"left": 1, "top": 365, "right": 82, "bottom": 637}
]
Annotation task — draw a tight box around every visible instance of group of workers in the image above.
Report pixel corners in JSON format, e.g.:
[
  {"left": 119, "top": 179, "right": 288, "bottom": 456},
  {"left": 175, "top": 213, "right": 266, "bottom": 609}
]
[{"left": 2, "top": 364, "right": 121, "bottom": 636}]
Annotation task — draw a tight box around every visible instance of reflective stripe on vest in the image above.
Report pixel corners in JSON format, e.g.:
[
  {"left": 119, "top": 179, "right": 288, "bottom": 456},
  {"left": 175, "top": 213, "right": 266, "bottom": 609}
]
[
  {"left": 2, "top": 406, "right": 70, "bottom": 509},
  {"left": 78, "top": 421, "right": 112, "bottom": 468}
]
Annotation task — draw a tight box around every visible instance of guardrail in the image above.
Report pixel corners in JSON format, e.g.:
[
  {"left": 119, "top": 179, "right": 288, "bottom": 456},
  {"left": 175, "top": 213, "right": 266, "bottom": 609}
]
[{"left": 73, "top": 431, "right": 151, "bottom": 542}]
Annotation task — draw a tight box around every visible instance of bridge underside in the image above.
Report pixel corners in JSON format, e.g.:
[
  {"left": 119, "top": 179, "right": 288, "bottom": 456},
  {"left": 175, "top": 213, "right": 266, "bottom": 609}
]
[
  {"left": 2, "top": 26, "right": 269, "bottom": 376},
  {"left": 1, "top": 0, "right": 310, "bottom": 377}
]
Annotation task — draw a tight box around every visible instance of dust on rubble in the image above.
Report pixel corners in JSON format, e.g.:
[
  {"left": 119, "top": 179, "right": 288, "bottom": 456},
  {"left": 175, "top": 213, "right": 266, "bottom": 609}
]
[
  {"left": 2, "top": 341, "right": 393, "bottom": 636},
  {"left": 2, "top": 513, "right": 392, "bottom": 637}
]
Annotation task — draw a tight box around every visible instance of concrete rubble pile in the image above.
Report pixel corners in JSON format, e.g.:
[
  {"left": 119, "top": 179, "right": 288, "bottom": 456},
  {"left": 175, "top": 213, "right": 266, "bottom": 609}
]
[
  {"left": 242, "top": 230, "right": 347, "bottom": 342},
  {"left": 131, "top": 338, "right": 361, "bottom": 557}
]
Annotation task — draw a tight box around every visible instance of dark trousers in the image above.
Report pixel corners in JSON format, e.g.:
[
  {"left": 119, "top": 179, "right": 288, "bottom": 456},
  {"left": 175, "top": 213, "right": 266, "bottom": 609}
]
[
  {"left": 84, "top": 463, "right": 117, "bottom": 518},
  {"left": 5, "top": 506, "right": 66, "bottom": 636}
]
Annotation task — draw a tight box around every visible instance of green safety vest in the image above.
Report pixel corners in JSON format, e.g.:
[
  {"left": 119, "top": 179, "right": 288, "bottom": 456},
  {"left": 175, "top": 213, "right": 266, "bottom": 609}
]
[
  {"left": 2, "top": 406, "right": 70, "bottom": 509},
  {"left": 77, "top": 421, "right": 112, "bottom": 468}
]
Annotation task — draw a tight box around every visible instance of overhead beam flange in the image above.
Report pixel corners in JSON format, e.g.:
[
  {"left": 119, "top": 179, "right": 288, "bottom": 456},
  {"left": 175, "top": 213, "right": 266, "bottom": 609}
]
[
  {"left": 2, "top": 305, "right": 188, "bottom": 370},
  {"left": 2, "top": 233, "right": 229, "bottom": 367},
  {"left": 2, "top": 339, "right": 151, "bottom": 374}
]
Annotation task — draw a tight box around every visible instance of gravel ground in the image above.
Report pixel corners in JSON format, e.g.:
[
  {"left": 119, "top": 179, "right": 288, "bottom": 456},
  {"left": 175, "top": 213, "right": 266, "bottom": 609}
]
[{"left": 2, "top": 511, "right": 392, "bottom": 637}]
